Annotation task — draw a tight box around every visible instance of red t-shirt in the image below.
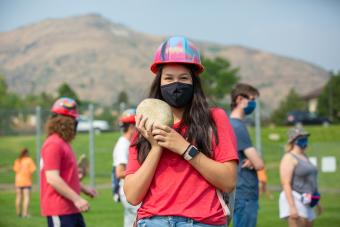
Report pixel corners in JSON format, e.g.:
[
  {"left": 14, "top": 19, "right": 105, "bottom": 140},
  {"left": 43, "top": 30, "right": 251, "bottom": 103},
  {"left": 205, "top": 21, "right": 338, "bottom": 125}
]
[
  {"left": 40, "top": 134, "right": 81, "bottom": 216},
  {"left": 126, "top": 108, "right": 238, "bottom": 225}
]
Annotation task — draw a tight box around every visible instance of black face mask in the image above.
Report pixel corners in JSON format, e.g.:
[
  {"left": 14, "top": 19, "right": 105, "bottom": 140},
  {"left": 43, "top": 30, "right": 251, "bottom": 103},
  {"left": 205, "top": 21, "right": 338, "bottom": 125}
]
[{"left": 161, "top": 82, "right": 193, "bottom": 108}]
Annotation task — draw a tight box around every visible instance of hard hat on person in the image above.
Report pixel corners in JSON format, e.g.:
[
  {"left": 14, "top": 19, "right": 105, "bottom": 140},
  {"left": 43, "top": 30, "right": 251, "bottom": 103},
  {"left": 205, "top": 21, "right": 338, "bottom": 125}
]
[
  {"left": 150, "top": 36, "right": 204, "bottom": 75},
  {"left": 51, "top": 97, "right": 78, "bottom": 119},
  {"left": 287, "top": 126, "right": 310, "bottom": 144},
  {"left": 119, "top": 108, "right": 136, "bottom": 124}
]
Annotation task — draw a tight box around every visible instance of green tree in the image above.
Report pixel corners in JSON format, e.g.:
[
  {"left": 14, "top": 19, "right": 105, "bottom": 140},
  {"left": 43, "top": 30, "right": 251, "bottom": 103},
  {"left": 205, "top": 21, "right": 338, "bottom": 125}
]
[
  {"left": 24, "top": 92, "right": 55, "bottom": 108},
  {"left": 317, "top": 72, "right": 340, "bottom": 122},
  {"left": 200, "top": 56, "right": 239, "bottom": 106},
  {"left": 113, "top": 90, "right": 129, "bottom": 112},
  {"left": 57, "top": 83, "right": 81, "bottom": 104},
  {"left": 271, "top": 88, "right": 306, "bottom": 125},
  {"left": 0, "top": 75, "right": 23, "bottom": 109},
  {"left": 0, "top": 76, "right": 7, "bottom": 96},
  {"left": 117, "top": 90, "right": 129, "bottom": 105},
  {"left": 0, "top": 76, "right": 8, "bottom": 106},
  {"left": 0, "top": 76, "right": 23, "bottom": 135},
  {"left": 97, "top": 107, "right": 117, "bottom": 129}
]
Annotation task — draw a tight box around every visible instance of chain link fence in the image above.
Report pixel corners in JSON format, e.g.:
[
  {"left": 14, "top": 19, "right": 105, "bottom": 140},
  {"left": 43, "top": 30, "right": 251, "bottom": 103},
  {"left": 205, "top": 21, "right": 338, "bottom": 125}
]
[{"left": 0, "top": 105, "right": 122, "bottom": 190}]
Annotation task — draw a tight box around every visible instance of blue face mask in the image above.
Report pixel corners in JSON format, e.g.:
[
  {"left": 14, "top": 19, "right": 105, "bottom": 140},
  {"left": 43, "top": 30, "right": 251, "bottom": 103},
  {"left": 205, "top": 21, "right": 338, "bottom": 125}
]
[
  {"left": 295, "top": 137, "right": 308, "bottom": 149},
  {"left": 244, "top": 100, "right": 256, "bottom": 115}
]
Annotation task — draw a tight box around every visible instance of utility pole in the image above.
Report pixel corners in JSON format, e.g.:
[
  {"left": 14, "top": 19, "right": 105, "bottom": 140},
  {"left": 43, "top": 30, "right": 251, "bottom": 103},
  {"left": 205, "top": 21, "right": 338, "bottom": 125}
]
[
  {"left": 35, "top": 106, "right": 42, "bottom": 188},
  {"left": 328, "top": 75, "right": 333, "bottom": 122},
  {"left": 255, "top": 100, "right": 262, "bottom": 155},
  {"left": 88, "top": 104, "right": 95, "bottom": 188}
]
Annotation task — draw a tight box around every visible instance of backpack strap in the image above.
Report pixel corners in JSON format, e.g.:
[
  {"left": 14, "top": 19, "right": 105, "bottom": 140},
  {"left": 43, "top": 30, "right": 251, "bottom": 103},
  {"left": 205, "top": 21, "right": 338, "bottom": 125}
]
[{"left": 216, "top": 189, "right": 231, "bottom": 216}]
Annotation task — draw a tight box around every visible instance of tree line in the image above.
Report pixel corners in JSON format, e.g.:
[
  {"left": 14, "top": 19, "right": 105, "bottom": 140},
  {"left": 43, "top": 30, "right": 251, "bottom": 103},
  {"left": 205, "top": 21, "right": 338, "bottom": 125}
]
[{"left": 1, "top": 59, "right": 339, "bottom": 125}]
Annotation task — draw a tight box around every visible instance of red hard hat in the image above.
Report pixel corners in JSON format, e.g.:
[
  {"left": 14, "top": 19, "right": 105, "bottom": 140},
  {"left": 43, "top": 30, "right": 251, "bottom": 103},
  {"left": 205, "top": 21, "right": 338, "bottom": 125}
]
[
  {"left": 150, "top": 36, "right": 204, "bottom": 75},
  {"left": 51, "top": 97, "right": 78, "bottom": 118},
  {"left": 119, "top": 109, "right": 136, "bottom": 124}
]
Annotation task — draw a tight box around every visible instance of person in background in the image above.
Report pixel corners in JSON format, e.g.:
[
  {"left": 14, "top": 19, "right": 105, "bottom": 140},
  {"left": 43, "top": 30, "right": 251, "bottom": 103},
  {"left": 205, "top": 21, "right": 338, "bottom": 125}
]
[
  {"left": 112, "top": 108, "right": 139, "bottom": 227},
  {"left": 13, "top": 148, "right": 36, "bottom": 217},
  {"left": 124, "top": 36, "right": 238, "bottom": 226},
  {"left": 279, "top": 127, "right": 322, "bottom": 227},
  {"left": 230, "top": 83, "right": 264, "bottom": 227},
  {"left": 40, "top": 97, "right": 96, "bottom": 227}
]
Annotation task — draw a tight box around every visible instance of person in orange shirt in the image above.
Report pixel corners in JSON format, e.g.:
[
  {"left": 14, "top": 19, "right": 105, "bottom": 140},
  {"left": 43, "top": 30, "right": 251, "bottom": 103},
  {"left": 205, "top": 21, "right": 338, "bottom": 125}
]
[{"left": 13, "top": 148, "right": 36, "bottom": 217}]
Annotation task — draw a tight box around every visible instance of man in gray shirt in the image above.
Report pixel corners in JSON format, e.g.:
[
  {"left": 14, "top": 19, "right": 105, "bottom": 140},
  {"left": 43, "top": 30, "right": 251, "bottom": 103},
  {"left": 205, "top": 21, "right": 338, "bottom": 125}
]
[{"left": 230, "top": 83, "right": 264, "bottom": 227}]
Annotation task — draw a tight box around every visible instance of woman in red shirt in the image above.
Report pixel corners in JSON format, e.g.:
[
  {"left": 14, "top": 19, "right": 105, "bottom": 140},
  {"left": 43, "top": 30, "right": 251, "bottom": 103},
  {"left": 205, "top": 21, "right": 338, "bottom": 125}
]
[{"left": 124, "top": 36, "right": 238, "bottom": 226}]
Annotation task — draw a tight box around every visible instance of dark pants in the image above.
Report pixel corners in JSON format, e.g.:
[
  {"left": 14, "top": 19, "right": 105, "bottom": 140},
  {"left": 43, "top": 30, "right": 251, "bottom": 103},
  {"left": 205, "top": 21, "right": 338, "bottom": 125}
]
[{"left": 47, "top": 213, "right": 86, "bottom": 227}]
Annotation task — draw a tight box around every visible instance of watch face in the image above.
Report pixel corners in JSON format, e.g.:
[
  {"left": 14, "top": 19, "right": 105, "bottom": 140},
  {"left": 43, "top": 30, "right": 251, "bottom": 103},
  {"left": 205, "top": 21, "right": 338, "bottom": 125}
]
[{"left": 188, "top": 146, "right": 198, "bottom": 157}]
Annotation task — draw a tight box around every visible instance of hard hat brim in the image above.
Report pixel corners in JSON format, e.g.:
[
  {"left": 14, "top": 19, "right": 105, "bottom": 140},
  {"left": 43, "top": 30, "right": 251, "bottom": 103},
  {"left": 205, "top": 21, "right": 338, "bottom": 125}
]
[{"left": 150, "top": 61, "right": 204, "bottom": 75}]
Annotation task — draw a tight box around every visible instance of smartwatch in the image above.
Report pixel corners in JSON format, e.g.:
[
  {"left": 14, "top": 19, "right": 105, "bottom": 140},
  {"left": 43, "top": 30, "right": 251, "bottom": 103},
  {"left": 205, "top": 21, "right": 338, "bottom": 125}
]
[{"left": 183, "top": 145, "right": 199, "bottom": 161}]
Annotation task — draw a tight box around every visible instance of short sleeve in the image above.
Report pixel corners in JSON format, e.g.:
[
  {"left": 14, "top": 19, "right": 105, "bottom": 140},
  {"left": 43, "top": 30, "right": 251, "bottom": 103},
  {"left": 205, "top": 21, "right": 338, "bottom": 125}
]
[
  {"left": 29, "top": 158, "right": 37, "bottom": 173},
  {"left": 42, "top": 142, "right": 62, "bottom": 171},
  {"left": 125, "top": 133, "right": 141, "bottom": 175},
  {"left": 13, "top": 160, "right": 20, "bottom": 172},
  {"left": 211, "top": 108, "right": 239, "bottom": 163},
  {"left": 113, "top": 138, "right": 130, "bottom": 166},
  {"left": 233, "top": 122, "right": 253, "bottom": 151}
]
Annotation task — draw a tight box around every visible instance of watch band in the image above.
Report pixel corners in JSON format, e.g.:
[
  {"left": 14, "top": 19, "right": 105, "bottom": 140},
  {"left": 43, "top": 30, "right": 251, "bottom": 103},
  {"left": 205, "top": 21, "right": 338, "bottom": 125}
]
[{"left": 183, "top": 145, "right": 199, "bottom": 161}]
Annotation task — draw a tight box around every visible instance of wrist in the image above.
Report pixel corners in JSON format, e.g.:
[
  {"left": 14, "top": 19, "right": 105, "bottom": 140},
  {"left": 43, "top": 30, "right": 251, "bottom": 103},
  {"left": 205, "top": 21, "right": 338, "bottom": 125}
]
[
  {"left": 73, "top": 195, "right": 83, "bottom": 203},
  {"left": 150, "top": 145, "right": 162, "bottom": 153},
  {"left": 181, "top": 143, "right": 191, "bottom": 156},
  {"left": 182, "top": 144, "right": 200, "bottom": 161}
]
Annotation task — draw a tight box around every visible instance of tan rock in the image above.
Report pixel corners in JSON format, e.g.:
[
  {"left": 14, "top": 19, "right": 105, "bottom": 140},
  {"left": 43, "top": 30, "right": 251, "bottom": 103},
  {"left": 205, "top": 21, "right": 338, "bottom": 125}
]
[{"left": 136, "top": 98, "right": 173, "bottom": 127}]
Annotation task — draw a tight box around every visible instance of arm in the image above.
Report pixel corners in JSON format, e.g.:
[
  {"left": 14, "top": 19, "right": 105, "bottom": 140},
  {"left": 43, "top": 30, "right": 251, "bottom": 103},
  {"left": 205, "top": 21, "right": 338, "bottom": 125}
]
[
  {"left": 80, "top": 184, "right": 96, "bottom": 198},
  {"left": 113, "top": 140, "right": 129, "bottom": 179},
  {"left": 244, "top": 147, "right": 264, "bottom": 170},
  {"left": 29, "top": 158, "right": 37, "bottom": 174},
  {"left": 115, "top": 164, "right": 126, "bottom": 179},
  {"left": 13, "top": 160, "right": 19, "bottom": 172},
  {"left": 280, "top": 154, "right": 298, "bottom": 218},
  {"left": 45, "top": 170, "right": 89, "bottom": 212},
  {"left": 124, "top": 146, "right": 162, "bottom": 205},
  {"left": 123, "top": 114, "right": 163, "bottom": 205},
  {"left": 316, "top": 203, "right": 323, "bottom": 215},
  {"left": 153, "top": 124, "right": 237, "bottom": 192},
  {"left": 189, "top": 154, "right": 238, "bottom": 192}
]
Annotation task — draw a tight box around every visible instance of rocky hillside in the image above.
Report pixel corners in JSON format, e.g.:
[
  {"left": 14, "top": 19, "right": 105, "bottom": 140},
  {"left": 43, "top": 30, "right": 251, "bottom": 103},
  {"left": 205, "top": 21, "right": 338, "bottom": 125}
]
[{"left": 0, "top": 14, "right": 330, "bottom": 112}]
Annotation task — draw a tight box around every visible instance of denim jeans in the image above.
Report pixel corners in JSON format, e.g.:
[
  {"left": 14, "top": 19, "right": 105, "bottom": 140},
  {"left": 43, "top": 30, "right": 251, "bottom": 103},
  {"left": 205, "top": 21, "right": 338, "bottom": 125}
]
[
  {"left": 137, "top": 216, "right": 226, "bottom": 227},
  {"left": 233, "top": 198, "right": 258, "bottom": 227}
]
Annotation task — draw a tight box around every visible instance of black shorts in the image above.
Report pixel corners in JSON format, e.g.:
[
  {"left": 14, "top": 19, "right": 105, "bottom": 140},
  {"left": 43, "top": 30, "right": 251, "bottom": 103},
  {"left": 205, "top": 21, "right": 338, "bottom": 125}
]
[
  {"left": 47, "top": 213, "right": 86, "bottom": 227},
  {"left": 17, "top": 186, "right": 31, "bottom": 190}
]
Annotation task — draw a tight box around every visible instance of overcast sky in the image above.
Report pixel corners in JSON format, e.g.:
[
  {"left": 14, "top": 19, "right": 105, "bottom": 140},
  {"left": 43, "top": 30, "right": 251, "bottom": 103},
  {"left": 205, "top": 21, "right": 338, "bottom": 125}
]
[{"left": 1, "top": 0, "right": 339, "bottom": 71}]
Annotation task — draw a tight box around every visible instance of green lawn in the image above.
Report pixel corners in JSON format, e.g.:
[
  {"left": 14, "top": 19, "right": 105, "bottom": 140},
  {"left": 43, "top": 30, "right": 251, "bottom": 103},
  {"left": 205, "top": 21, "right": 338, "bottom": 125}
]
[
  {"left": 249, "top": 125, "right": 340, "bottom": 188},
  {"left": 0, "top": 189, "right": 123, "bottom": 227},
  {"left": 0, "top": 190, "right": 339, "bottom": 227},
  {"left": 1, "top": 125, "right": 340, "bottom": 226}
]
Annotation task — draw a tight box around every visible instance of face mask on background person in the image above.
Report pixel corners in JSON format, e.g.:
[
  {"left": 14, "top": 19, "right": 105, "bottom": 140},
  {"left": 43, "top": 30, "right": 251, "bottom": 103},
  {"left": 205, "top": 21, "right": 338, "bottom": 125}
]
[
  {"left": 295, "top": 137, "right": 308, "bottom": 149},
  {"left": 74, "top": 120, "right": 78, "bottom": 134},
  {"left": 244, "top": 100, "right": 256, "bottom": 115},
  {"left": 161, "top": 82, "right": 193, "bottom": 108}
]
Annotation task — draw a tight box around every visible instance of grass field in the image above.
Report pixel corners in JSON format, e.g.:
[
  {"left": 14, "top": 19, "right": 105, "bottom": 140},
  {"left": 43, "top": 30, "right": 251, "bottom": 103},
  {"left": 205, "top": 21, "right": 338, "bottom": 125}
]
[
  {"left": 1, "top": 125, "right": 340, "bottom": 226},
  {"left": 0, "top": 190, "right": 339, "bottom": 227}
]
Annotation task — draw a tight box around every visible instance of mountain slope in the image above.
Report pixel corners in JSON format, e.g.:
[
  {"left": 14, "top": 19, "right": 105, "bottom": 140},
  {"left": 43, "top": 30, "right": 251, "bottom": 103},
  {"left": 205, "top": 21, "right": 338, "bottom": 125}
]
[{"left": 0, "top": 14, "right": 329, "bottom": 112}]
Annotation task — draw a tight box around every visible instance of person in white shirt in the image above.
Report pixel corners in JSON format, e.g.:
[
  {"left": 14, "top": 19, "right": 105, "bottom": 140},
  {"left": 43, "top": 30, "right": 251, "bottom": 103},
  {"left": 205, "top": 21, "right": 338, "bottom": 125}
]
[{"left": 112, "top": 109, "right": 139, "bottom": 227}]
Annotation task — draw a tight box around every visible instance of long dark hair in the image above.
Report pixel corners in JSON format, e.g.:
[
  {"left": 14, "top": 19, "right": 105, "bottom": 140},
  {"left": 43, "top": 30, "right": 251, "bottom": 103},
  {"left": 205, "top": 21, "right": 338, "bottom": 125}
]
[{"left": 135, "top": 64, "right": 219, "bottom": 163}]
